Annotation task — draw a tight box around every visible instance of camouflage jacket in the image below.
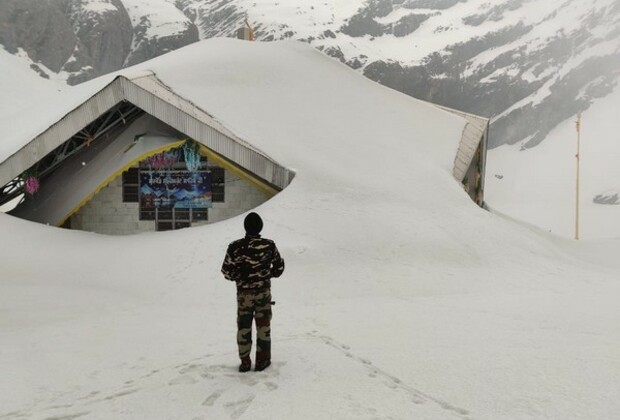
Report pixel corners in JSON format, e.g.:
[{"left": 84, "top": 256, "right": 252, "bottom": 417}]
[{"left": 221, "top": 234, "right": 285, "bottom": 291}]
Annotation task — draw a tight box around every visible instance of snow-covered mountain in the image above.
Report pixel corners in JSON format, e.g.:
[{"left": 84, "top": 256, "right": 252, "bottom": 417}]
[
  {"left": 1, "top": 0, "right": 618, "bottom": 148},
  {"left": 183, "top": 0, "right": 620, "bottom": 150},
  {"left": 0, "top": 0, "right": 198, "bottom": 84}
]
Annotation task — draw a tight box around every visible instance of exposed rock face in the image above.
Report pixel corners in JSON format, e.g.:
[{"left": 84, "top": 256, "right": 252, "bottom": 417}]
[
  {"left": 175, "top": 0, "right": 244, "bottom": 39},
  {"left": 170, "top": 0, "right": 620, "bottom": 150},
  {"left": 125, "top": 21, "right": 199, "bottom": 67},
  {"left": 0, "top": 0, "right": 76, "bottom": 72},
  {"left": 62, "top": 0, "right": 133, "bottom": 82},
  {"left": 362, "top": 22, "right": 620, "bottom": 148},
  {"left": 0, "top": 0, "right": 199, "bottom": 85},
  {"left": 122, "top": 0, "right": 200, "bottom": 67},
  {"left": 340, "top": 0, "right": 432, "bottom": 38},
  {"left": 594, "top": 193, "right": 620, "bottom": 205},
  {"left": 342, "top": 1, "right": 620, "bottom": 148}
]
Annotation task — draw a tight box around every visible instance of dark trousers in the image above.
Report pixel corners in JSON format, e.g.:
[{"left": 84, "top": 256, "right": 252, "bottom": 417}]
[{"left": 237, "top": 288, "right": 272, "bottom": 362}]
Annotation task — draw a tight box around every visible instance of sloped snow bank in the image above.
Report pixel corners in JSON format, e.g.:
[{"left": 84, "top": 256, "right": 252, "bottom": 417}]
[
  {"left": 1, "top": 39, "right": 620, "bottom": 420},
  {"left": 487, "top": 82, "right": 620, "bottom": 239},
  {"left": 2, "top": 173, "right": 620, "bottom": 420}
]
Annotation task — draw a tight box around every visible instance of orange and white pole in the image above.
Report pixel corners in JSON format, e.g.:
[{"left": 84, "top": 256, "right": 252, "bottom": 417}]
[{"left": 245, "top": 18, "right": 254, "bottom": 41}]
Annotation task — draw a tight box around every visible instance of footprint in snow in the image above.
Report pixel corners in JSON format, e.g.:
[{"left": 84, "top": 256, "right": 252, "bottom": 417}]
[
  {"left": 263, "top": 381, "right": 278, "bottom": 391},
  {"left": 169, "top": 375, "right": 198, "bottom": 386},
  {"left": 202, "top": 389, "right": 225, "bottom": 407},
  {"left": 102, "top": 389, "right": 139, "bottom": 401},
  {"left": 225, "top": 395, "right": 255, "bottom": 420},
  {"left": 77, "top": 391, "right": 100, "bottom": 401},
  {"left": 42, "top": 412, "right": 90, "bottom": 420}
]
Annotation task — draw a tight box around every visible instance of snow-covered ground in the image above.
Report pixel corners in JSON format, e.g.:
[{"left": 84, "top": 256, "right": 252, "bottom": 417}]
[
  {"left": 2, "top": 176, "right": 620, "bottom": 420},
  {"left": 487, "top": 82, "right": 620, "bottom": 239},
  {"left": 1, "top": 40, "right": 620, "bottom": 420}
]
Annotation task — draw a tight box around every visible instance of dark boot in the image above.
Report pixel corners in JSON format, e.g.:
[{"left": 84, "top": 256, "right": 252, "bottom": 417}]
[
  {"left": 239, "top": 357, "right": 251, "bottom": 373},
  {"left": 254, "top": 359, "right": 271, "bottom": 372}
]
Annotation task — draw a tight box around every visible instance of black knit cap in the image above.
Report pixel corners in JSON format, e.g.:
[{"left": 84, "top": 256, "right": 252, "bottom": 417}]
[{"left": 244, "top": 212, "right": 263, "bottom": 235}]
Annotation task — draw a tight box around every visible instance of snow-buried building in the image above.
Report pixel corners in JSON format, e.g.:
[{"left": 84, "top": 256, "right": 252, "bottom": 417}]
[{"left": 0, "top": 39, "right": 488, "bottom": 235}]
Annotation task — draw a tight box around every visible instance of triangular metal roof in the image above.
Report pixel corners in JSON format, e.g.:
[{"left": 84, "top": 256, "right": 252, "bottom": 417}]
[{"left": 0, "top": 72, "right": 294, "bottom": 195}]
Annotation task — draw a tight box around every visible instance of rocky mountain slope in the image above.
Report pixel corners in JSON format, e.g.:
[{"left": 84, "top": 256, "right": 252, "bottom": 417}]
[
  {"left": 177, "top": 0, "right": 620, "bottom": 149},
  {"left": 0, "top": 0, "right": 198, "bottom": 84},
  {"left": 0, "top": 0, "right": 617, "bottom": 149}
]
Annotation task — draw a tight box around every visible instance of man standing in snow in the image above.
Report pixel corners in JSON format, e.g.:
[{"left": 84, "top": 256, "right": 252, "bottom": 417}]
[{"left": 221, "top": 212, "right": 285, "bottom": 372}]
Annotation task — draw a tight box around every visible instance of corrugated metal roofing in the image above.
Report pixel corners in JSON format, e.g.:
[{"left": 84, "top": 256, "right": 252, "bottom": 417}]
[
  {"left": 122, "top": 74, "right": 292, "bottom": 190},
  {"left": 0, "top": 78, "right": 124, "bottom": 189},
  {"left": 434, "top": 104, "right": 489, "bottom": 182},
  {"left": 0, "top": 73, "right": 294, "bottom": 193}
]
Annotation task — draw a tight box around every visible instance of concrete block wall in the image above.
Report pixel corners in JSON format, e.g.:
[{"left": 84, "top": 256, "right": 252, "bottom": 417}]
[
  {"left": 208, "top": 170, "right": 270, "bottom": 224},
  {"left": 70, "top": 176, "right": 153, "bottom": 235},
  {"left": 71, "top": 165, "right": 271, "bottom": 235}
]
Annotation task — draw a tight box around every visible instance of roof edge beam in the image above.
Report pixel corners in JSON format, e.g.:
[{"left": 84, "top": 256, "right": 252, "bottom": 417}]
[
  {"left": 119, "top": 75, "right": 294, "bottom": 191},
  {"left": 0, "top": 77, "right": 126, "bottom": 188}
]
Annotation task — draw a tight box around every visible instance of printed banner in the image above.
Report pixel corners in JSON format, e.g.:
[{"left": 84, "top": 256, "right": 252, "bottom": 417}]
[{"left": 140, "top": 170, "right": 212, "bottom": 209}]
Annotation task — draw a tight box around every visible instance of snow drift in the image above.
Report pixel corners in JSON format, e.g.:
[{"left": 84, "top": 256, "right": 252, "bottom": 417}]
[{"left": 1, "top": 39, "right": 620, "bottom": 420}]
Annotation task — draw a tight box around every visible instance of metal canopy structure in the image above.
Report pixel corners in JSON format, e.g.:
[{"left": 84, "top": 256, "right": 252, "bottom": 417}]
[
  {"left": 0, "top": 101, "right": 141, "bottom": 207},
  {"left": 0, "top": 72, "right": 295, "bottom": 212},
  {"left": 9, "top": 132, "right": 184, "bottom": 226}
]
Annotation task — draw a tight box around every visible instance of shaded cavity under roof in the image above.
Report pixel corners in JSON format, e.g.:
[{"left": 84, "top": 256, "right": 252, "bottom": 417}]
[{"left": 10, "top": 114, "right": 185, "bottom": 226}]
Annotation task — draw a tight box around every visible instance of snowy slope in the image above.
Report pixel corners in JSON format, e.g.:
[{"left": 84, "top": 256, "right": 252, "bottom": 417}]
[
  {"left": 0, "top": 47, "right": 64, "bottom": 212},
  {"left": 175, "top": 0, "right": 363, "bottom": 40},
  {"left": 1, "top": 40, "right": 620, "bottom": 420},
  {"left": 487, "top": 82, "right": 620, "bottom": 240},
  {"left": 174, "top": 0, "right": 620, "bottom": 146},
  {"left": 0, "top": 47, "right": 63, "bottom": 116},
  {"left": 123, "top": 0, "right": 191, "bottom": 39},
  {"left": 122, "top": 0, "right": 199, "bottom": 67},
  {"left": 0, "top": 71, "right": 114, "bottom": 171}
]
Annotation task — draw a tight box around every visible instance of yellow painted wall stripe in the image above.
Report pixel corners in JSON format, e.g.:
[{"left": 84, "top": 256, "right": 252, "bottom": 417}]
[
  {"left": 59, "top": 140, "right": 279, "bottom": 227},
  {"left": 197, "top": 144, "right": 279, "bottom": 197},
  {"left": 57, "top": 140, "right": 185, "bottom": 227}
]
